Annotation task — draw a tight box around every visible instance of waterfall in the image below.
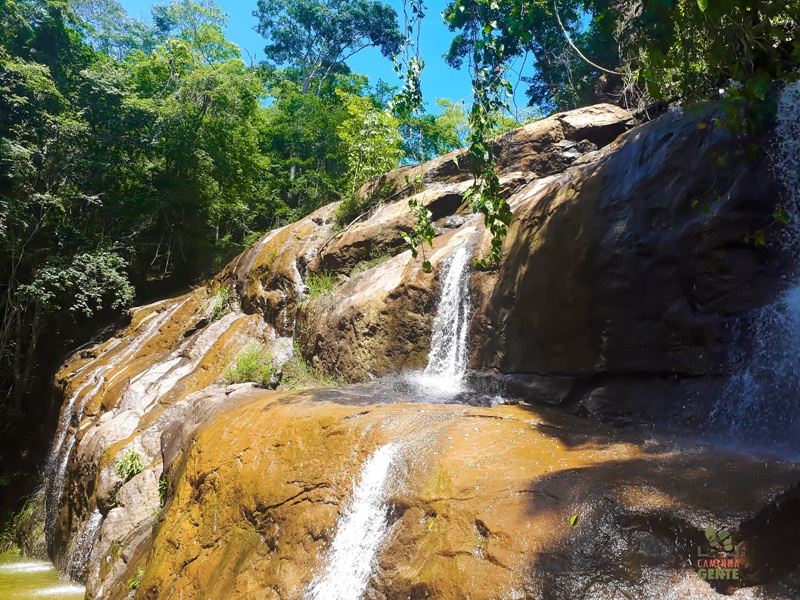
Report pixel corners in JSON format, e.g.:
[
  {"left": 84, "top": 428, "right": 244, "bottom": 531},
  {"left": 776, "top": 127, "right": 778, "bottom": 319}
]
[
  {"left": 306, "top": 443, "right": 399, "bottom": 600},
  {"left": 44, "top": 297, "right": 189, "bottom": 548},
  {"left": 417, "top": 239, "right": 474, "bottom": 395},
  {"left": 64, "top": 509, "right": 103, "bottom": 581},
  {"left": 711, "top": 81, "right": 800, "bottom": 448}
]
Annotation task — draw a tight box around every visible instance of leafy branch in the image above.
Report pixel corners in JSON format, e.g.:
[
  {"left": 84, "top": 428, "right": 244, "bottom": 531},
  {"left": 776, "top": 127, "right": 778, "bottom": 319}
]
[
  {"left": 392, "top": 0, "right": 437, "bottom": 270},
  {"left": 457, "top": 1, "right": 514, "bottom": 266}
]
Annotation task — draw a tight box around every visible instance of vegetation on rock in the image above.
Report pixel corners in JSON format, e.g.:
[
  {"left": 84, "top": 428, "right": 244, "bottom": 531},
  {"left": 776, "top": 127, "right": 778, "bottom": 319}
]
[
  {"left": 224, "top": 340, "right": 339, "bottom": 389},
  {"left": 1, "top": 0, "right": 797, "bottom": 554},
  {"left": 305, "top": 270, "right": 337, "bottom": 300},
  {"left": 224, "top": 342, "right": 276, "bottom": 387},
  {"left": 114, "top": 449, "right": 144, "bottom": 483}
]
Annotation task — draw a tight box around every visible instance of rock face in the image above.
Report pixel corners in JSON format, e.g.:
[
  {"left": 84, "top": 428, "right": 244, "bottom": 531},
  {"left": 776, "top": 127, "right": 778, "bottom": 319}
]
[
  {"left": 24, "top": 100, "right": 800, "bottom": 599},
  {"left": 128, "top": 389, "right": 800, "bottom": 599},
  {"left": 473, "top": 108, "right": 782, "bottom": 379}
]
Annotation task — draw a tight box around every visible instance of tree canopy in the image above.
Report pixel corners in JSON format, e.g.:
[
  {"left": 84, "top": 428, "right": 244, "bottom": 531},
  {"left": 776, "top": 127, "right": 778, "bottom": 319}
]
[{"left": 254, "top": 0, "right": 405, "bottom": 94}]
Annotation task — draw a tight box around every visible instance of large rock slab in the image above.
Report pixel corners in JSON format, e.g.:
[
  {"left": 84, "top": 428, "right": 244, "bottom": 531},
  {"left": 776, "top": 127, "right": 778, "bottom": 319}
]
[
  {"left": 120, "top": 388, "right": 800, "bottom": 600},
  {"left": 470, "top": 108, "right": 784, "bottom": 380},
  {"left": 29, "top": 98, "right": 798, "bottom": 598},
  {"left": 297, "top": 227, "right": 479, "bottom": 380}
]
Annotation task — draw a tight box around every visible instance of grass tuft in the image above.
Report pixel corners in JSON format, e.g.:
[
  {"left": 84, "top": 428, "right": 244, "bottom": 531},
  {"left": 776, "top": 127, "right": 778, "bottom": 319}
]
[
  {"left": 224, "top": 342, "right": 276, "bottom": 387},
  {"left": 306, "top": 271, "right": 336, "bottom": 300}
]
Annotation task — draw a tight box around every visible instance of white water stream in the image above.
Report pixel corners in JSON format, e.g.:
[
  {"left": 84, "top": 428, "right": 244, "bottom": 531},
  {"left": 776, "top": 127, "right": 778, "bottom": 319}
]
[
  {"left": 711, "top": 81, "right": 800, "bottom": 448},
  {"left": 403, "top": 238, "right": 474, "bottom": 399},
  {"left": 64, "top": 509, "right": 103, "bottom": 581},
  {"left": 306, "top": 443, "right": 399, "bottom": 600},
  {"left": 44, "top": 297, "right": 189, "bottom": 548}
]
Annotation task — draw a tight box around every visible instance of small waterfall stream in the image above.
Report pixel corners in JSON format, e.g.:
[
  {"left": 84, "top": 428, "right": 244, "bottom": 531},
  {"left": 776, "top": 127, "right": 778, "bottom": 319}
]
[
  {"left": 43, "top": 297, "right": 189, "bottom": 551},
  {"left": 711, "top": 81, "right": 800, "bottom": 449},
  {"left": 402, "top": 237, "right": 475, "bottom": 400},
  {"left": 305, "top": 238, "right": 477, "bottom": 598},
  {"left": 64, "top": 509, "right": 103, "bottom": 581},
  {"left": 422, "top": 240, "right": 473, "bottom": 390},
  {"left": 306, "top": 443, "right": 399, "bottom": 600}
]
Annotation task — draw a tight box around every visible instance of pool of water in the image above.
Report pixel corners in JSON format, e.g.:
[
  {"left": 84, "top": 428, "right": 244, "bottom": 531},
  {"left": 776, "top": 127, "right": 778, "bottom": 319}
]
[{"left": 0, "top": 552, "right": 84, "bottom": 599}]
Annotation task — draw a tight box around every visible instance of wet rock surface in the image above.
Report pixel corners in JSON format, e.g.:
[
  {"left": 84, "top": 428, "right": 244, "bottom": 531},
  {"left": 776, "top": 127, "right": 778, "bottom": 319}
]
[
  {"left": 131, "top": 388, "right": 800, "bottom": 600},
  {"left": 23, "top": 99, "right": 800, "bottom": 598}
]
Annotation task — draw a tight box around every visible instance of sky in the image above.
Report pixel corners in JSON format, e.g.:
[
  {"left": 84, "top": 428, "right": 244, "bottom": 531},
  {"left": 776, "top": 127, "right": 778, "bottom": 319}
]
[{"left": 117, "top": 0, "right": 484, "bottom": 110}]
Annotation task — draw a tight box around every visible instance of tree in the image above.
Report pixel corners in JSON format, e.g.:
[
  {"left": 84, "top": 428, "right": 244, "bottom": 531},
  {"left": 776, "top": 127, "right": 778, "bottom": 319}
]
[
  {"left": 444, "top": 0, "right": 799, "bottom": 120},
  {"left": 70, "top": 0, "right": 159, "bottom": 59},
  {"left": 151, "top": 0, "right": 238, "bottom": 64},
  {"left": 337, "top": 91, "right": 402, "bottom": 197},
  {"left": 254, "top": 0, "right": 404, "bottom": 94}
]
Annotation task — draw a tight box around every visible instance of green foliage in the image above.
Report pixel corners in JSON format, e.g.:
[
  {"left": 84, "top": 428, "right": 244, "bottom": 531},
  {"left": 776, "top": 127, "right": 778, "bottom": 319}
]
[
  {"left": 445, "top": 0, "right": 799, "bottom": 126},
  {"left": 207, "top": 286, "right": 231, "bottom": 321},
  {"left": 127, "top": 567, "right": 146, "bottom": 590},
  {"left": 151, "top": 0, "right": 239, "bottom": 64},
  {"left": 392, "top": 0, "right": 440, "bottom": 269},
  {"left": 254, "top": 0, "right": 404, "bottom": 95},
  {"left": 402, "top": 197, "right": 436, "bottom": 272},
  {"left": 445, "top": 0, "right": 515, "bottom": 265},
  {"left": 224, "top": 342, "right": 276, "bottom": 387},
  {"left": 114, "top": 449, "right": 143, "bottom": 483},
  {"left": 71, "top": 0, "right": 159, "bottom": 59},
  {"left": 627, "top": 0, "right": 799, "bottom": 133},
  {"left": 337, "top": 92, "right": 403, "bottom": 209},
  {"left": 349, "top": 250, "right": 391, "bottom": 278},
  {"left": 569, "top": 514, "right": 579, "bottom": 527},
  {"left": 20, "top": 252, "right": 134, "bottom": 319},
  {"left": 225, "top": 340, "right": 339, "bottom": 390},
  {"left": 444, "top": 0, "right": 622, "bottom": 112},
  {"left": 0, "top": 0, "right": 290, "bottom": 411},
  {"left": 305, "top": 271, "right": 337, "bottom": 300}
]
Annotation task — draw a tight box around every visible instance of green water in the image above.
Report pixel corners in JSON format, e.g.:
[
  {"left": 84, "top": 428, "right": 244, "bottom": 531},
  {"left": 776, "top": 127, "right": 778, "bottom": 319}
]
[{"left": 0, "top": 552, "right": 84, "bottom": 599}]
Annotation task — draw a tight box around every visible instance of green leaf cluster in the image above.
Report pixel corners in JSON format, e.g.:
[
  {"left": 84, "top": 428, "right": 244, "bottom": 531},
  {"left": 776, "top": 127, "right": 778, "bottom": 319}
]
[
  {"left": 114, "top": 449, "right": 144, "bottom": 483},
  {"left": 335, "top": 92, "right": 403, "bottom": 223}
]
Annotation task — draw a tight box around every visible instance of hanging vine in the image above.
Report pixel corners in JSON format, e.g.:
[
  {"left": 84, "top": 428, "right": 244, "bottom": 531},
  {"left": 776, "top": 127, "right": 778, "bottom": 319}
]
[
  {"left": 391, "top": 0, "right": 437, "bottom": 271},
  {"left": 448, "top": 0, "right": 514, "bottom": 266},
  {"left": 398, "top": 0, "right": 515, "bottom": 268}
]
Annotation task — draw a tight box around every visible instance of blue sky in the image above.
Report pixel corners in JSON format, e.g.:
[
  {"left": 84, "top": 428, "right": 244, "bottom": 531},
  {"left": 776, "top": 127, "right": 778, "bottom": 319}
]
[{"left": 117, "top": 0, "right": 483, "bottom": 110}]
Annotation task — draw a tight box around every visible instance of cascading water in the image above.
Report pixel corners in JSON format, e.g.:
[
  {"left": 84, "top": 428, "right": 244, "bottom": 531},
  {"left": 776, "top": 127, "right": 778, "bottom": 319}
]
[
  {"left": 64, "top": 509, "right": 103, "bottom": 581},
  {"left": 711, "top": 81, "right": 800, "bottom": 449},
  {"left": 306, "top": 443, "right": 399, "bottom": 600},
  {"left": 403, "top": 238, "right": 474, "bottom": 399},
  {"left": 43, "top": 297, "right": 189, "bottom": 548}
]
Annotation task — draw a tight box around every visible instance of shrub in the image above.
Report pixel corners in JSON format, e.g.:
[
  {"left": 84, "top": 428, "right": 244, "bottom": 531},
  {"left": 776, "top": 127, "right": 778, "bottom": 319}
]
[
  {"left": 224, "top": 342, "right": 275, "bottom": 387},
  {"left": 306, "top": 271, "right": 336, "bottom": 300},
  {"left": 115, "top": 449, "right": 143, "bottom": 483}
]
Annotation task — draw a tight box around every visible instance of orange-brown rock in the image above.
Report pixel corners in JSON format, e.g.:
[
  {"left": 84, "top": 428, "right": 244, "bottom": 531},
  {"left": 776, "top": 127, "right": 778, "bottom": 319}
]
[
  {"left": 297, "top": 227, "right": 479, "bottom": 380},
  {"left": 28, "top": 98, "right": 800, "bottom": 600},
  {"left": 101, "top": 387, "right": 800, "bottom": 600},
  {"left": 471, "top": 108, "right": 783, "bottom": 380},
  {"left": 224, "top": 204, "right": 339, "bottom": 336}
]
